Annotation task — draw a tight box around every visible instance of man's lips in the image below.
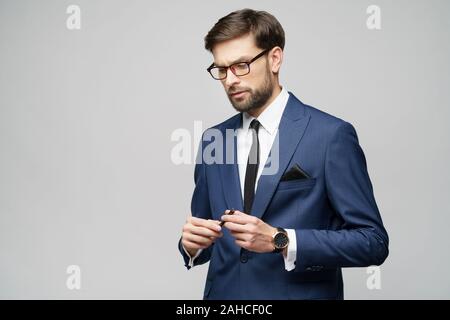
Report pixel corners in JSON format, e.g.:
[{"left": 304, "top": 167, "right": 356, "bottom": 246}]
[{"left": 229, "top": 90, "right": 248, "bottom": 97}]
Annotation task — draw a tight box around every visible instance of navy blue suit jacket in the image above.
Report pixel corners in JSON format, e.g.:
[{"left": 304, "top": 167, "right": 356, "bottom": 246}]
[{"left": 178, "top": 92, "right": 389, "bottom": 300}]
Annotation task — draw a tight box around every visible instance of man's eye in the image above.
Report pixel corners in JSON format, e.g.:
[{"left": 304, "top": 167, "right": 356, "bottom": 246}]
[
  {"left": 217, "top": 68, "right": 227, "bottom": 76},
  {"left": 234, "top": 63, "right": 248, "bottom": 70}
]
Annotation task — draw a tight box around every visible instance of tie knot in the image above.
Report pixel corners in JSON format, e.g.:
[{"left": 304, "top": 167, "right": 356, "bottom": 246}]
[{"left": 249, "top": 119, "right": 260, "bottom": 132}]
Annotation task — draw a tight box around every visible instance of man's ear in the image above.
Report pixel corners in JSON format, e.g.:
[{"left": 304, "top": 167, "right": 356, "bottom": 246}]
[{"left": 269, "top": 46, "right": 283, "bottom": 74}]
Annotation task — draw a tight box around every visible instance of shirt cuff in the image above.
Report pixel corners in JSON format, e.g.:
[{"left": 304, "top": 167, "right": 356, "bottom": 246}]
[
  {"left": 283, "top": 229, "right": 297, "bottom": 271},
  {"left": 182, "top": 244, "right": 203, "bottom": 268}
]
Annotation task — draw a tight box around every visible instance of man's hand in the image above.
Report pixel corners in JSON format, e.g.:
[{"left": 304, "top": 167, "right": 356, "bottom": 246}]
[
  {"left": 181, "top": 216, "right": 223, "bottom": 257},
  {"left": 221, "top": 210, "right": 277, "bottom": 253}
]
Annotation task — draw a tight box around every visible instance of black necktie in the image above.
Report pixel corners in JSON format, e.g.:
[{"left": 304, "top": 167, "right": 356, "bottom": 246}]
[{"left": 244, "top": 119, "right": 260, "bottom": 214}]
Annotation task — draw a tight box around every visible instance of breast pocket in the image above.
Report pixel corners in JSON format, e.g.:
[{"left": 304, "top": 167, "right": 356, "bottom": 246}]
[{"left": 277, "top": 178, "right": 316, "bottom": 191}]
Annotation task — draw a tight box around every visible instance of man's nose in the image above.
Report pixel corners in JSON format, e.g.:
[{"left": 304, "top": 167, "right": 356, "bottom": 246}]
[{"left": 224, "top": 68, "right": 240, "bottom": 87}]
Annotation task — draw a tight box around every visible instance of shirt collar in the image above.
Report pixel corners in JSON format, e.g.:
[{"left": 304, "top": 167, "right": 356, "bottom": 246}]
[{"left": 241, "top": 87, "right": 289, "bottom": 136}]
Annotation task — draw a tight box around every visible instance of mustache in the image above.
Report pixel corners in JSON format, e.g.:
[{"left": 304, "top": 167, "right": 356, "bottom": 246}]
[{"left": 228, "top": 87, "right": 250, "bottom": 95}]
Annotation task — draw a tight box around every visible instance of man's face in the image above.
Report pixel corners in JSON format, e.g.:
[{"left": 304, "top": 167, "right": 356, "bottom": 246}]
[{"left": 211, "top": 33, "right": 275, "bottom": 113}]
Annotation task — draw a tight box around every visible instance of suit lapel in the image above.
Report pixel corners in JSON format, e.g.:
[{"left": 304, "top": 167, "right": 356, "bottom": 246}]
[
  {"left": 251, "top": 93, "right": 311, "bottom": 220},
  {"left": 220, "top": 114, "right": 244, "bottom": 212}
]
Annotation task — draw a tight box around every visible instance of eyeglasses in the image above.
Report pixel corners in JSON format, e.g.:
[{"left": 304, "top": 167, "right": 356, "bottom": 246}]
[{"left": 207, "top": 49, "right": 270, "bottom": 80}]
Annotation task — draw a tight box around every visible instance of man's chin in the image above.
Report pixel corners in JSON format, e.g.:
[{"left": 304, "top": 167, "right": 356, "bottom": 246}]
[
  {"left": 229, "top": 93, "right": 265, "bottom": 113},
  {"left": 229, "top": 97, "right": 247, "bottom": 112},
  {"left": 231, "top": 103, "right": 260, "bottom": 113},
  {"left": 230, "top": 101, "right": 250, "bottom": 112}
]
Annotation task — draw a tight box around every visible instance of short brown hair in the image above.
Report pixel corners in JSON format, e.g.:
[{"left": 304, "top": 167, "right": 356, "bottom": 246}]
[{"left": 204, "top": 9, "right": 285, "bottom": 52}]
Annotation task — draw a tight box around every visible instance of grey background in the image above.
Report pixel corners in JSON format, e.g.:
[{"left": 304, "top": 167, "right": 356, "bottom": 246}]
[{"left": 0, "top": 0, "right": 449, "bottom": 299}]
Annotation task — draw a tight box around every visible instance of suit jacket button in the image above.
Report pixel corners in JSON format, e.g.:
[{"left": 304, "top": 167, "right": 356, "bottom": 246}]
[{"left": 240, "top": 254, "right": 248, "bottom": 263}]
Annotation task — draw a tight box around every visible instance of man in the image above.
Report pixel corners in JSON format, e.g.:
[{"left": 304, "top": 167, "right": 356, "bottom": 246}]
[{"left": 178, "top": 8, "right": 389, "bottom": 300}]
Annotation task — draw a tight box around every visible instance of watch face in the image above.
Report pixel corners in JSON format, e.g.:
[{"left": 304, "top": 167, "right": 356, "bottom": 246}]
[{"left": 274, "top": 232, "right": 289, "bottom": 249}]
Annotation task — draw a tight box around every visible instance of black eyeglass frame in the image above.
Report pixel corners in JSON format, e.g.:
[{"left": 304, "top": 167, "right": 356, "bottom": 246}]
[{"left": 206, "top": 49, "right": 271, "bottom": 80}]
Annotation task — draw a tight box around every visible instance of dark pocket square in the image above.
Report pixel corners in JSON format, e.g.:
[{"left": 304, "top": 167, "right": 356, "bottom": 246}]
[{"left": 280, "top": 163, "right": 311, "bottom": 181}]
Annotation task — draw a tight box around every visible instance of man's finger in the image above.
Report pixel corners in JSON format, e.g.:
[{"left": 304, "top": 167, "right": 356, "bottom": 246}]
[
  {"left": 182, "top": 239, "right": 208, "bottom": 250},
  {"left": 190, "top": 216, "right": 222, "bottom": 231},
  {"left": 220, "top": 213, "right": 253, "bottom": 224},
  {"left": 190, "top": 225, "right": 223, "bottom": 238},
  {"left": 225, "top": 210, "right": 247, "bottom": 217},
  {"left": 183, "top": 233, "right": 214, "bottom": 245},
  {"left": 235, "top": 239, "right": 250, "bottom": 250},
  {"left": 222, "top": 221, "right": 248, "bottom": 233},
  {"left": 229, "top": 231, "right": 248, "bottom": 241}
]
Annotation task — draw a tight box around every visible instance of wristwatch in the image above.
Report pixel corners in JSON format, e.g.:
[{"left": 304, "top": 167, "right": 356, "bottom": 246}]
[{"left": 272, "top": 227, "right": 289, "bottom": 253}]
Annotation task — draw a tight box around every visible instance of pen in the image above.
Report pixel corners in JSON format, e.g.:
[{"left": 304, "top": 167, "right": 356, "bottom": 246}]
[{"left": 219, "top": 209, "right": 235, "bottom": 227}]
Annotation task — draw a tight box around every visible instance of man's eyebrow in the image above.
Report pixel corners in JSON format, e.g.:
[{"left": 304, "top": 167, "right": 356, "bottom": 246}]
[{"left": 214, "top": 55, "right": 253, "bottom": 67}]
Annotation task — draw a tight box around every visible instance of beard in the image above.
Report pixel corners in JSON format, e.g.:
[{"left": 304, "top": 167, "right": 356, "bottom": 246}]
[{"left": 227, "top": 67, "right": 274, "bottom": 114}]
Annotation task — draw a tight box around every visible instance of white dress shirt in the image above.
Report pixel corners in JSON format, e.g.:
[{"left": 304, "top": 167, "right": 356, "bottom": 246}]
[{"left": 184, "top": 87, "right": 297, "bottom": 271}]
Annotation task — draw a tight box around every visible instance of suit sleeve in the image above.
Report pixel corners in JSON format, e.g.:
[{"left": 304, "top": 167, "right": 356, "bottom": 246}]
[
  {"left": 178, "top": 134, "right": 214, "bottom": 270},
  {"left": 295, "top": 122, "right": 389, "bottom": 271}
]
